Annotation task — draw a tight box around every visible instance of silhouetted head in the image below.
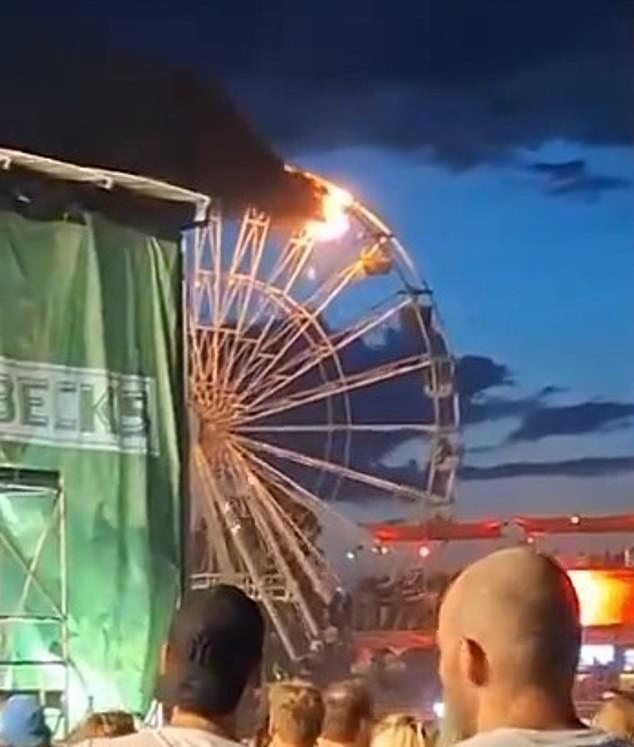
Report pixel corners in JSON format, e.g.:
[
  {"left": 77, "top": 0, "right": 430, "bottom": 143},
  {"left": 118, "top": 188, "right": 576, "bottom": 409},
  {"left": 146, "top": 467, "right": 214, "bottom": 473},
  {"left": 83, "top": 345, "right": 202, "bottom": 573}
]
[
  {"left": 68, "top": 711, "right": 136, "bottom": 742},
  {"left": 159, "top": 585, "right": 265, "bottom": 722},
  {"left": 269, "top": 681, "right": 324, "bottom": 747},
  {"left": 321, "top": 680, "right": 374, "bottom": 747},
  {"left": 371, "top": 715, "right": 427, "bottom": 747},
  {"left": 0, "top": 696, "right": 51, "bottom": 747}
]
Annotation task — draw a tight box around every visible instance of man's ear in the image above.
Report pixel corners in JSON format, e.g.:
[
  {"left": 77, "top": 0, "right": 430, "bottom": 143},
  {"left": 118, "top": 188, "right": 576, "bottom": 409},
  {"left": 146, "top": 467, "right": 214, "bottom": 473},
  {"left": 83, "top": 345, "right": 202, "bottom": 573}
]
[{"left": 462, "top": 637, "right": 488, "bottom": 688}]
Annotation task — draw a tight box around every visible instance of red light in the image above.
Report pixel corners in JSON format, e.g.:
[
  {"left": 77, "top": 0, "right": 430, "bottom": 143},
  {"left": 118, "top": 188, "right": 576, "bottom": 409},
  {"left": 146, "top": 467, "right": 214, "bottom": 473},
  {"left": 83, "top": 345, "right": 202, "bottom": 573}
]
[
  {"left": 418, "top": 545, "right": 431, "bottom": 559},
  {"left": 570, "top": 515, "right": 581, "bottom": 525}
]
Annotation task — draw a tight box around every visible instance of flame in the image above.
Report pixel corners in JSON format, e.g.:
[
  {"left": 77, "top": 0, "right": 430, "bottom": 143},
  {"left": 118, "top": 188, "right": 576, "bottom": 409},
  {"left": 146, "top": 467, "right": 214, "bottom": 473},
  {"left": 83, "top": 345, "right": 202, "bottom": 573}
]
[{"left": 306, "top": 186, "right": 353, "bottom": 242}]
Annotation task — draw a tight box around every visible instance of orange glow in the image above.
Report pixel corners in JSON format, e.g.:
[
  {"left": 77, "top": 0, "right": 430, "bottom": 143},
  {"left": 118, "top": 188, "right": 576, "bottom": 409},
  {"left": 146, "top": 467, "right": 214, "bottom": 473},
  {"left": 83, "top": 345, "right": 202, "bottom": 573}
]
[
  {"left": 306, "top": 186, "right": 353, "bottom": 242},
  {"left": 568, "top": 569, "right": 634, "bottom": 627}
]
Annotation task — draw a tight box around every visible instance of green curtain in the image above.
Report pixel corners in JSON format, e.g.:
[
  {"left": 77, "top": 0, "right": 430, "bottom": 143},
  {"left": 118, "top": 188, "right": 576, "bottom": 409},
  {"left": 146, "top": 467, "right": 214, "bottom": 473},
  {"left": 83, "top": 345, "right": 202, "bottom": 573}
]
[{"left": 0, "top": 208, "right": 183, "bottom": 717}]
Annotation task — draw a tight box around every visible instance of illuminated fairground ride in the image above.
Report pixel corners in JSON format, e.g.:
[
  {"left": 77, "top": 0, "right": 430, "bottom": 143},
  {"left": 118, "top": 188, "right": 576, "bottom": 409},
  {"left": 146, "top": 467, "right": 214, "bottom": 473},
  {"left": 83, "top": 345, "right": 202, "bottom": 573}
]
[{"left": 187, "top": 170, "right": 460, "bottom": 664}]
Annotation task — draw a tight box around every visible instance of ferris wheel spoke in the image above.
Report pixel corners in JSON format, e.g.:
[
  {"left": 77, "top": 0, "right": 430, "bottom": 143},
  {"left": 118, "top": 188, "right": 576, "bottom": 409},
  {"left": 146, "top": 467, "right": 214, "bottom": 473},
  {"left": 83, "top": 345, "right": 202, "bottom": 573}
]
[
  {"left": 199, "top": 277, "right": 290, "bottom": 396},
  {"left": 211, "top": 209, "right": 262, "bottom": 330},
  {"left": 240, "top": 354, "right": 432, "bottom": 424},
  {"left": 194, "top": 449, "right": 242, "bottom": 576},
  {"left": 190, "top": 331, "right": 219, "bottom": 413},
  {"left": 189, "top": 331, "right": 205, "bottom": 400},
  {"left": 227, "top": 448, "right": 321, "bottom": 635},
  {"left": 196, "top": 446, "right": 299, "bottom": 660},
  {"left": 265, "top": 231, "right": 314, "bottom": 299},
  {"left": 230, "top": 442, "right": 336, "bottom": 601},
  {"left": 261, "top": 497, "right": 335, "bottom": 599},
  {"left": 232, "top": 444, "right": 331, "bottom": 552},
  {"left": 219, "top": 218, "right": 270, "bottom": 394},
  {"left": 233, "top": 444, "right": 340, "bottom": 567},
  {"left": 222, "top": 211, "right": 270, "bottom": 326},
  {"left": 238, "top": 423, "right": 439, "bottom": 434},
  {"left": 257, "top": 261, "right": 357, "bottom": 354},
  {"left": 197, "top": 210, "right": 224, "bottom": 406},
  {"left": 209, "top": 212, "right": 269, "bottom": 386},
  {"left": 228, "top": 233, "right": 314, "bottom": 387},
  {"left": 191, "top": 225, "right": 207, "bottom": 324},
  {"left": 227, "top": 234, "right": 315, "bottom": 389},
  {"left": 192, "top": 446, "right": 235, "bottom": 574},
  {"left": 235, "top": 264, "right": 359, "bottom": 400},
  {"left": 237, "top": 434, "right": 430, "bottom": 501},
  {"left": 242, "top": 295, "right": 411, "bottom": 410},
  {"left": 234, "top": 441, "right": 374, "bottom": 548},
  {"left": 195, "top": 213, "right": 262, "bottom": 394}
]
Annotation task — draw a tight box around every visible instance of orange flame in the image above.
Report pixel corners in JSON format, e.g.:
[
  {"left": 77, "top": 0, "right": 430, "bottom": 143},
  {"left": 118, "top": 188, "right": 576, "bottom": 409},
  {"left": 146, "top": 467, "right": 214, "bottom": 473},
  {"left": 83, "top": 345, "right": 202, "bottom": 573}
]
[{"left": 306, "top": 186, "right": 353, "bottom": 242}]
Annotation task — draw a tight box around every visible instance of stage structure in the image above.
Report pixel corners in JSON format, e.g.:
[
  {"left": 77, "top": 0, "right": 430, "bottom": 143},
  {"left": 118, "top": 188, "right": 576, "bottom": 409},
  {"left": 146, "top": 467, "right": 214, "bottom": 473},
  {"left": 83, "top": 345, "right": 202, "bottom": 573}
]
[
  {"left": 0, "top": 149, "right": 200, "bottom": 728},
  {"left": 188, "top": 169, "right": 460, "bottom": 662}
]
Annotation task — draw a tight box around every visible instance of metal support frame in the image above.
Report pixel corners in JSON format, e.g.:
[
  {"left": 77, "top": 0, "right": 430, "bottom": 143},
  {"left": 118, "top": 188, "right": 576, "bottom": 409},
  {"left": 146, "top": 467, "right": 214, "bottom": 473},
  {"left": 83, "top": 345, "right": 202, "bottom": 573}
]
[{"left": 0, "top": 466, "right": 69, "bottom": 736}]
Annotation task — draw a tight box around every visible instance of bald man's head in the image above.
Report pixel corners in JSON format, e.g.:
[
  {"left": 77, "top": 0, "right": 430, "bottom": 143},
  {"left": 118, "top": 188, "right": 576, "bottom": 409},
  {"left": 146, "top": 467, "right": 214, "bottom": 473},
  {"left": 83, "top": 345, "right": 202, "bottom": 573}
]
[{"left": 437, "top": 548, "right": 581, "bottom": 737}]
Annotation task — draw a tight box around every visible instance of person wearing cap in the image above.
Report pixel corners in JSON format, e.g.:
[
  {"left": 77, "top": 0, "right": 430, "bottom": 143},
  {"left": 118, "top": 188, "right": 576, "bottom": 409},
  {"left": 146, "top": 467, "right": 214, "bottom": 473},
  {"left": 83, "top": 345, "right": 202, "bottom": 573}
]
[
  {"left": 76, "top": 584, "right": 265, "bottom": 747},
  {"left": 0, "top": 695, "right": 51, "bottom": 747}
]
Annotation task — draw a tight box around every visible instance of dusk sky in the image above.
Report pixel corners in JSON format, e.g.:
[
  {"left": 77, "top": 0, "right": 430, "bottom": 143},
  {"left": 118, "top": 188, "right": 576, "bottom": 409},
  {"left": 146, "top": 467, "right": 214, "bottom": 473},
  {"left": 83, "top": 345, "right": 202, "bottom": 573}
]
[{"left": 10, "top": 1, "right": 634, "bottom": 524}]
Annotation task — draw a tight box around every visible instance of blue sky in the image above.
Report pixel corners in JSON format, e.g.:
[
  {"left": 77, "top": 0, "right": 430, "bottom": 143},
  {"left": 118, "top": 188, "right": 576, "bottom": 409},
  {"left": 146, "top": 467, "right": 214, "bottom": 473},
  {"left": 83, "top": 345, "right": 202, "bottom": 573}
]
[
  {"left": 298, "top": 142, "right": 634, "bottom": 521},
  {"left": 301, "top": 143, "right": 634, "bottom": 399}
]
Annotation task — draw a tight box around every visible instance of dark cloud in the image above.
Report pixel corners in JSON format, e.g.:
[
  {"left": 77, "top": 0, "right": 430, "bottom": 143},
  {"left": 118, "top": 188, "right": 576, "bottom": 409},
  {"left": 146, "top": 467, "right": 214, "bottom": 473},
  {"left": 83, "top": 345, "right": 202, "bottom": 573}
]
[
  {"left": 508, "top": 401, "right": 634, "bottom": 442},
  {"left": 528, "top": 159, "right": 631, "bottom": 198},
  {"left": 0, "top": 39, "right": 319, "bottom": 218},
  {"left": 250, "top": 0, "right": 633, "bottom": 167},
  {"left": 531, "top": 160, "right": 587, "bottom": 180},
  {"left": 5, "top": 1, "right": 632, "bottom": 173},
  {"left": 335, "top": 455, "right": 634, "bottom": 502},
  {"left": 462, "top": 393, "right": 537, "bottom": 427},
  {"left": 460, "top": 377, "right": 634, "bottom": 443},
  {"left": 454, "top": 355, "right": 513, "bottom": 398},
  {"left": 462, "top": 456, "right": 634, "bottom": 481},
  {"left": 457, "top": 359, "right": 551, "bottom": 427}
]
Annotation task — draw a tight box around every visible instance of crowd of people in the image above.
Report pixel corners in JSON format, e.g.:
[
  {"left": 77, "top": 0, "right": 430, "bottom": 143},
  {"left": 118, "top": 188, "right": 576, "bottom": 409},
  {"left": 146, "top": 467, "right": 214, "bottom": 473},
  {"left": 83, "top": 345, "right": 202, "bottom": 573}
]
[{"left": 1, "top": 548, "right": 634, "bottom": 747}]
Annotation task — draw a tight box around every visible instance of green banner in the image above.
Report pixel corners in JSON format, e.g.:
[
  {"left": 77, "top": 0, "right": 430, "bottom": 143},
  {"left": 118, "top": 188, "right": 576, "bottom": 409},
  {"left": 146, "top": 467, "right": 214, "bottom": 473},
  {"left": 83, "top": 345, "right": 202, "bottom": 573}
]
[{"left": 0, "top": 208, "right": 183, "bottom": 720}]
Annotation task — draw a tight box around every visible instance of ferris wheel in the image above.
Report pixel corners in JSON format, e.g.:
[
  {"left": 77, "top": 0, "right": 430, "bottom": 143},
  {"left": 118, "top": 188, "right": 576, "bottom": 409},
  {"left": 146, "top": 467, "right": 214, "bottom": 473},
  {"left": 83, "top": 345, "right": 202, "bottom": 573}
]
[{"left": 187, "top": 170, "right": 460, "bottom": 662}]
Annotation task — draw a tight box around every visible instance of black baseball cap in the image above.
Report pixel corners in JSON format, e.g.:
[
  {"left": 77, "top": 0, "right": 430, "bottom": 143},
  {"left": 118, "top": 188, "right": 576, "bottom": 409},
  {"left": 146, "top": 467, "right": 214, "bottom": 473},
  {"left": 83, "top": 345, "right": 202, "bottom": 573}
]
[{"left": 158, "top": 585, "right": 265, "bottom": 717}]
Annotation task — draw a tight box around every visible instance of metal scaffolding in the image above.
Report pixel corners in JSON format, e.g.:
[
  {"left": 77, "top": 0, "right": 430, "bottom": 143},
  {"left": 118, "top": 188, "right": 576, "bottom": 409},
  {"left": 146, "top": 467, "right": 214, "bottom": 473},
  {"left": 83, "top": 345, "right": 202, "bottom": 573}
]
[{"left": 0, "top": 466, "right": 69, "bottom": 735}]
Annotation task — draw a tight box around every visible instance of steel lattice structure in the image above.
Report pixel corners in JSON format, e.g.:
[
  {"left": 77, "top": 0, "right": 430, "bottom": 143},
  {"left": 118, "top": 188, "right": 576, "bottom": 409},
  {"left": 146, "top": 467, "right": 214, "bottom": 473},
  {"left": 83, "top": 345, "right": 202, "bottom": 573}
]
[{"left": 187, "top": 171, "right": 460, "bottom": 662}]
